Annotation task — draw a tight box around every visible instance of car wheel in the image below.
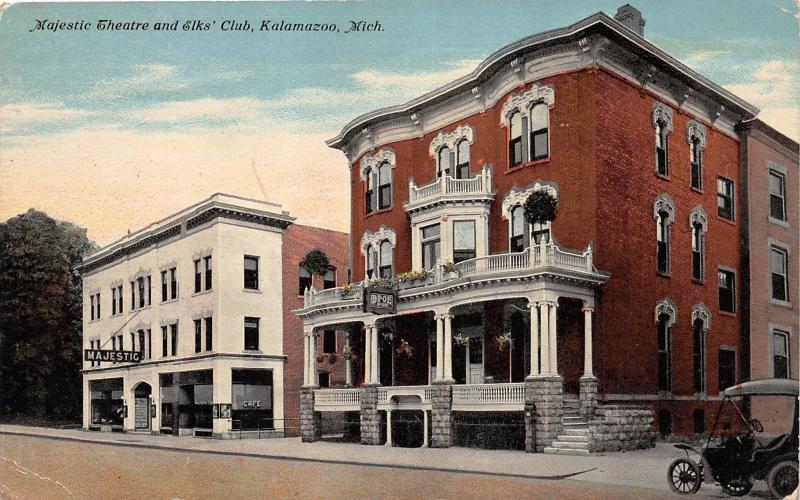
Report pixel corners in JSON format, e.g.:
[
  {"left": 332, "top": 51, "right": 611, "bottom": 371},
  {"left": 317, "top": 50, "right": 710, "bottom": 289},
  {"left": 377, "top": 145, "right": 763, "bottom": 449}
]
[
  {"left": 720, "top": 479, "right": 754, "bottom": 497},
  {"left": 767, "top": 460, "right": 798, "bottom": 499},
  {"left": 668, "top": 458, "right": 702, "bottom": 495}
]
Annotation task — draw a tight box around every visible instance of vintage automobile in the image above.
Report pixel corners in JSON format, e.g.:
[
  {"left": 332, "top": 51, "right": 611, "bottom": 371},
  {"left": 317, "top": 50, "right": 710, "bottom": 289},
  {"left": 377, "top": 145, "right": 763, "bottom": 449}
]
[{"left": 667, "top": 378, "right": 798, "bottom": 497}]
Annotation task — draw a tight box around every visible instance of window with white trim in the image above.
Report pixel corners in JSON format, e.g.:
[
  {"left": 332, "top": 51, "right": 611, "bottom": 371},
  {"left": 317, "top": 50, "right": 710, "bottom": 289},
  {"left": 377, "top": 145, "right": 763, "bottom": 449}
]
[
  {"left": 379, "top": 240, "right": 393, "bottom": 278},
  {"left": 691, "top": 220, "right": 706, "bottom": 281},
  {"left": 361, "top": 150, "right": 395, "bottom": 215},
  {"left": 717, "top": 177, "right": 734, "bottom": 220},
  {"left": 501, "top": 86, "right": 554, "bottom": 168},
  {"left": 456, "top": 140, "right": 470, "bottom": 179},
  {"left": 421, "top": 223, "right": 441, "bottom": 270},
  {"left": 509, "top": 112, "right": 523, "bottom": 167},
  {"left": 770, "top": 246, "right": 789, "bottom": 302},
  {"left": 298, "top": 266, "right": 312, "bottom": 295},
  {"left": 453, "top": 220, "right": 476, "bottom": 263},
  {"left": 657, "top": 313, "right": 672, "bottom": 392},
  {"left": 377, "top": 161, "right": 392, "bottom": 210},
  {"left": 690, "top": 136, "right": 703, "bottom": 190},
  {"left": 693, "top": 319, "right": 705, "bottom": 393},
  {"left": 769, "top": 170, "right": 786, "bottom": 221},
  {"left": 323, "top": 268, "right": 336, "bottom": 290},
  {"left": 773, "top": 329, "right": 790, "bottom": 379},
  {"left": 530, "top": 103, "right": 549, "bottom": 160},
  {"left": 652, "top": 102, "right": 673, "bottom": 176},
  {"left": 437, "top": 146, "right": 453, "bottom": 178},
  {"left": 654, "top": 194, "right": 675, "bottom": 274},
  {"left": 510, "top": 206, "right": 529, "bottom": 252}
]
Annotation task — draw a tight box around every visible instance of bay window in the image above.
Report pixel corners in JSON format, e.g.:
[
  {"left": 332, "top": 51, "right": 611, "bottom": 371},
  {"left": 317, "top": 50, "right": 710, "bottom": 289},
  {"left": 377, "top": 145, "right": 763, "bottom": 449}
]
[{"left": 421, "top": 224, "right": 441, "bottom": 270}]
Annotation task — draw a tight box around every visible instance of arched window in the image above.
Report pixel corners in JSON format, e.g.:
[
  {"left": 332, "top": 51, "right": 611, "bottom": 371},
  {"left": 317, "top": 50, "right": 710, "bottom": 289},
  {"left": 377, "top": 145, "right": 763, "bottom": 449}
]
[
  {"left": 437, "top": 146, "right": 453, "bottom": 178},
  {"left": 509, "top": 111, "right": 523, "bottom": 167},
  {"left": 657, "top": 313, "right": 672, "bottom": 392},
  {"left": 693, "top": 318, "right": 705, "bottom": 393},
  {"left": 456, "top": 140, "right": 470, "bottom": 179},
  {"left": 377, "top": 161, "right": 392, "bottom": 210},
  {"left": 692, "top": 222, "right": 704, "bottom": 280},
  {"left": 366, "top": 244, "right": 378, "bottom": 279},
  {"left": 365, "top": 173, "right": 375, "bottom": 214},
  {"left": 690, "top": 136, "right": 703, "bottom": 190},
  {"left": 510, "top": 205, "right": 529, "bottom": 252},
  {"left": 379, "top": 240, "right": 393, "bottom": 278},
  {"left": 655, "top": 120, "right": 669, "bottom": 175},
  {"left": 530, "top": 103, "right": 549, "bottom": 160},
  {"left": 657, "top": 211, "right": 670, "bottom": 273}
]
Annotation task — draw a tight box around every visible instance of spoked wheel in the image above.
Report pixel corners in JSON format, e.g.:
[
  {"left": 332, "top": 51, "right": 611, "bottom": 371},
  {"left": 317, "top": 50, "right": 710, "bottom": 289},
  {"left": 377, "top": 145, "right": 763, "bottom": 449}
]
[
  {"left": 767, "top": 460, "right": 798, "bottom": 498},
  {"left": 668, "top": 458, "right": 702, "bottom": 495},
  {"left": 720, "top": 479, "right": 754, "bottom": 497}
]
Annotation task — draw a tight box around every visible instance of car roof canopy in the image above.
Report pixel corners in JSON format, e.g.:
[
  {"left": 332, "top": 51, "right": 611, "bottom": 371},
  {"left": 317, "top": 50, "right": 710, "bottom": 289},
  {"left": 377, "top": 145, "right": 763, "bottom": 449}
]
[{"left": 723, "top": 378, "right": 799, "bottom": 397}]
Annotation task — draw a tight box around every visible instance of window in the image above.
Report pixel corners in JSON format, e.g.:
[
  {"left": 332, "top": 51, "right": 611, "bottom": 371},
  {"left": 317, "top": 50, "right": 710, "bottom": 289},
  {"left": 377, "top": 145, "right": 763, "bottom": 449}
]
[
  {"left": 194, "top": 319, "right": 202, "bottom": 353},
  {"left": 170, "top": 323, "right": 178, "bottom": 356},
  {"left": 453, "top": 220, "right": 476, "bottom": 263},
  {"left": 377, "top": 161, "right": 392, "bottom": 210},
  {"left": 656, "top": 211, "right": 670, "bottom": 273},
  {"left": 90, "top": 295, "right": 95, "bottom": 321},
  {"left": 95, "top": 293, "right": 101, "bottom": 319},
  {"left": 161, "top": 271, "right": 168, "bottom": 302},
  {"left": 718, "top": 349, "right": 736, "bottom": 391},
  {"left": 117, "top": 334, "right": 123, "bottom": 351},
  {"left": 169, "top": 267, "right": 177, "bottom": 299},
  {"left": 717, "top": 177, "right": 734, "bottom": 220},
  {"left": 456, "top": 140, "right": 470, "bottom": 179},
  {"left": 130, "top": 281, "right": 136, "bottom": 309},
  {"left": 318, "top": 372, "right": 330, "bottom": 388},
  {"left": 204, "top": 256, "right": 212, "bottom": 291},
  {"left": 130, "top": 332, "right": 135, "bottom": 354},
  {"left": 379, "top": 240, "right": 393, "bottom": 278},
  {"left": 773, "top": 330, "right": 789, "bottom": 379},
  {"left": 298, "top": 266, "right": 312, "bottom": 295},
  {"left": 365, "top": 172, "right": 375, "bottom": 214},
  {"left": 244, "top": 256, "right": 259, "bottom": 290},
  {"left": 770, "top": 246, "right": 789, "bottom": 302},
  {"left": 769, "top": 170, "right": 786, "bottom": 221},
  {"left": 194, "top": 259, "right": 202, "bottom": 293},
  {"left": 147, "top": 276, "right": 151, "bottom": 305},
  {"left": 657, "top": 313, "right": 671, "bottom": 392},
  {"left": 244, "top": 317, "right": 259, "bottom": 351},
  {"left": 693, "top": 409, "right": 705, "bottom": 435},
  {"left": 693, "top": 319, "right": 705, "bottom": 393},
  {"left": 204, "top": 317, "right": 213, "bottom": 352},
  {"left": 530, "top": 103, "right": 549, "bottom": 160},
  {"left": 111, "top": 336, "right": 116, "bottom": 351},
  {"left": 111, "top": 287, "right": 117, "bottom": 315},
  {"left": 161, "top": 325, "right": 168, "bottom": 357},
  {"left": 719, "top": 269, "right": 736, "bottom": 312},
  {"left": 510, "top": 206, "right": 529, "bottom": 252},
  {"left": 421, "top": 224, "right": 441, "bottom": 270},
  {"left": 323, "top": 330, "right": 336, "bottom": 354},
  {"left": 532, "top": 222, "right": 550, "bottom": 244},
  {"left": 655, "top": 119, "right": 668, "bottom": 175},
  {"left": 138, "top": 330, "right": 145, "bottom": 357},
  {"left": 146, "top": 329, "right": 151, "bottom": 359},
  {"left": 690, "top": 136, "right": 702, "bottom": 190},
  {"left": 138, "top": 277, "right": 145, "bottom": 308},
  {"left": 116, "top": 285, "right": 122, "bottom": 314},
  {"left": 366, "top": 244, "right": 377, "bottom": 279},
  {"left": 692, "top": 222, "right": 705, "bottom": 280},
  {"left": 323, "top": 268, "right": 336, "bottom": 289},
  {"left": 509, "top": 111, "right": 523, "bottom": 167},
  {"left": 437, "top": 146, "right": 453, "bottom": 178}
]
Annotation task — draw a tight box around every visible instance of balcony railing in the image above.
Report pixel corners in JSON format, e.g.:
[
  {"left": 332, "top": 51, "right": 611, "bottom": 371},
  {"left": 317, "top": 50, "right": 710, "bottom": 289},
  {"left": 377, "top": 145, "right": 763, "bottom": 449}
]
[
  {"left": 302, "top": 241, "right": 597, "bottom": 309},
  {"left": 314, "top": 388, "right": 363, "bottom": 411},
  {"left": 377, "top": 385, "right": 433, "bottom": 405},
  {"left": 452, "top": 382, "right": 525, "bottom": 410},
  {"left": 407, "top": 166, "right": 493, "bottom": 206}
]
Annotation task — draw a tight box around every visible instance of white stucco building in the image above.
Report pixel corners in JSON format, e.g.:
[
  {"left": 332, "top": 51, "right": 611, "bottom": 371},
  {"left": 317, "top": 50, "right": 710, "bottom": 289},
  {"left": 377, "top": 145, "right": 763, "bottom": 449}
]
[{"left": 81, "top": 194, "right": 294, "bottom": 438}]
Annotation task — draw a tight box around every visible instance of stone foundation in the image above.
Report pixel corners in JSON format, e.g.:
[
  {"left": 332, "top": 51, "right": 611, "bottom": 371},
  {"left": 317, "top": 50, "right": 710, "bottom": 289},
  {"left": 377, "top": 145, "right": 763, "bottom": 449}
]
[
  {"left": 579, "top": 376, "right": 599, "bottom": 420},
  {"left": 431, "top": 382, "right": 453, "bottom": 448},
  {"left": 588, "top": 405, "right": 656, "bottom": 452},
  {"left": 300, "top": 387, "right": 321, "bottom": 442},
  {"left": 360, "top": 385, "right": 381, "bottom": 445},
  {"left": 526, "top": 375, "right": 563, "bottom": 453}
]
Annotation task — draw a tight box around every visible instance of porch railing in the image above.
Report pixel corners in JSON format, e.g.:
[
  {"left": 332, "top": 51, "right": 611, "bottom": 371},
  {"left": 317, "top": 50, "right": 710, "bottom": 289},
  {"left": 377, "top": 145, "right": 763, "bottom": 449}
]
[
  {"left": 314, "top": 388, "right": 363, "bottom": 410},
  {"left": 303, "top": 281, "right": 364, "bottom": 308},
  {"left": 407, "top": 166, "right": 492, "bottom": 205},
  {"left": 378, "top": 385, "right": 433, "bottom": 405},
  {"left": 451, "top": 382, "right": 526, "bottom": 409}
]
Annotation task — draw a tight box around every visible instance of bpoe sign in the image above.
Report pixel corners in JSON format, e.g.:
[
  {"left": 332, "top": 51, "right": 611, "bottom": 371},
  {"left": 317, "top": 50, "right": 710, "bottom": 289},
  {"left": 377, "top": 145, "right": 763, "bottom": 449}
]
[
  {"left": 363, "top": 286, "right": 397, "bottom": 315},
  {"left": 84, "top": 349, "right": 143, "bottom": 363}
]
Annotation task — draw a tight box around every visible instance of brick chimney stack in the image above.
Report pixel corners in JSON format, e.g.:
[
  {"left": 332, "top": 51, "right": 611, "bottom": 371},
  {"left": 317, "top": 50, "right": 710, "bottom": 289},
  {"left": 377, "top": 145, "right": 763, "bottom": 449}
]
[{"left": 614, "top": 4, "right": 645, "bottom": 37}]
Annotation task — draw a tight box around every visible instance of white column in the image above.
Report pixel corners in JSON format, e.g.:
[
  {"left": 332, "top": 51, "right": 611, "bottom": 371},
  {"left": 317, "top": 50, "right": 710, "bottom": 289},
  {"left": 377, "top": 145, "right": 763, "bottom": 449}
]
[
  {"left": 371, "top": 324, "right": 380, "bottom": 385},
  {"left": 443, "top": 314, "right": 453, "bottom": 381},
  {"left": 539, "top": 302, "right": 551, "bottom": 374},
  {"left": 345, "top": 333, "right": 353, "bottom": 387},
  {"left": 385, "top": 409, "right": 392, "bottom": 446},
  {"left": 549, "top": 300, "right": 558, "bottom": 376},
  {"left": 583, "top": 306, "right": 594, "bottom": 376},
  {"left": 528, "top": 301, "right": 539, "bottom": 377},
  {"left": 82, "top": 377, "right": 91, "bottom": 429},
  {"left": 312, "top": 332, "right": 319, "bottom": 387},
  {"left": 364, "top": 325, "right": 372, "bottom": 384},
  {"left": 435, "top": 314, "right": 444, "bottom": 381},
  {"left": 422, "top": 410, "right": 429, "bottom": 448},
  {"left": 303, "top": 332, "right": 310, "bottom": 387}
]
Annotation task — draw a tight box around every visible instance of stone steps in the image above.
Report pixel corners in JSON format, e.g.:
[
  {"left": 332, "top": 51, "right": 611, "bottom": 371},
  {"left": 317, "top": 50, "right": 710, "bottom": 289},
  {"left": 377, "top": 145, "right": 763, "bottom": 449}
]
[
  {"left": 543, "top": 446, "right": 590, "bottom": 456},
  {"left": 544, "top": 399, "right": 591, "bottom": 455},
  {"left": 561, "top": 428, "right": 590, "bottom": 436},
  {"left": 556, "top": 434, "right": 589, "bottom": 443}
]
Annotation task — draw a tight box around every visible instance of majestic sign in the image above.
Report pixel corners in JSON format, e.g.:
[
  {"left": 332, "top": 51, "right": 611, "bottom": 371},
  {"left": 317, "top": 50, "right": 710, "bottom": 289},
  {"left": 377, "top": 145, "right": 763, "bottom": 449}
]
[
  {"left": 84, "top": 349, "right": 143, "bottom": 363},
  {"left": 363, "top": 286, "right": 397, "bottom": 315}
]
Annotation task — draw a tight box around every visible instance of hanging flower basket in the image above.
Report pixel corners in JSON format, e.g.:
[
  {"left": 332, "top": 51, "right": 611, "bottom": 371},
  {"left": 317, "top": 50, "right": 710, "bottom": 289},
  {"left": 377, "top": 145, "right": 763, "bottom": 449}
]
[
  {"left": 453, "top": 333, "right": 469, "bottom": 347},
  {"left": 523, "top": 190, "right": 558, "bottom": 225},
  {"left": 395, "top": 338, "right": 414, "bottom": 358},
  {"left": 300, "top": 250, "right": 331, "bottom": 276},
  {"left": 341, "top": 343, "right": 352, "bottom": 360},
  {"left": 495, "top": 332, "right": 513, "bottom": 351}
]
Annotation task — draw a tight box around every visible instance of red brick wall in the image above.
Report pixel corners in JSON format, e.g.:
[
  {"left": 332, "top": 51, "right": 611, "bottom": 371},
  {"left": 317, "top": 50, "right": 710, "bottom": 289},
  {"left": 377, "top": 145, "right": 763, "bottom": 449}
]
[{"left": 282, "top": 224, "right": 348, "bottom": 436}]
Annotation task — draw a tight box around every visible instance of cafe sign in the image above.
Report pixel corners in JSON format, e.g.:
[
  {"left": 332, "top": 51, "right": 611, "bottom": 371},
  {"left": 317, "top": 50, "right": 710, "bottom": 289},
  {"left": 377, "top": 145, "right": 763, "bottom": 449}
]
[
  {"left": 84, "top": 349, "right": 143, "bottom": 363},
  {"left": 363, "top": 286, "right": 397, "bottom": 315}
]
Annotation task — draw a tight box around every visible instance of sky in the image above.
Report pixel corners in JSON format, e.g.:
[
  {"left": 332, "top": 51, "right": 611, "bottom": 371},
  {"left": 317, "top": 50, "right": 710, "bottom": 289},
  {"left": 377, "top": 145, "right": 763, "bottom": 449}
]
[{"left": 0, "top": 0, "right": 797, "bottom": 246}]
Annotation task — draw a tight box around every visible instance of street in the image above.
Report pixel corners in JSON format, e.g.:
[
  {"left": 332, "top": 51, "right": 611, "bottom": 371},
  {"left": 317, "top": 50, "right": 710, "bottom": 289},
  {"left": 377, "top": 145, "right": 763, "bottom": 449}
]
[{"left": 0, "top": 434, "right": 678, "bottom": 499}]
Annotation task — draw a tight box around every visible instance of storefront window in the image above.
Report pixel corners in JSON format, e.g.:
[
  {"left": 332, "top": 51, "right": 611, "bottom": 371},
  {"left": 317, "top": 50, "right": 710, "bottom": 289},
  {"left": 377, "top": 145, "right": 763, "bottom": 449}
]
[
  {"left": 90, "top": 378, "right": 124, "bottom": 425},
  {"left": 231, "top": 369, "right": 273, "bottom": 431}
]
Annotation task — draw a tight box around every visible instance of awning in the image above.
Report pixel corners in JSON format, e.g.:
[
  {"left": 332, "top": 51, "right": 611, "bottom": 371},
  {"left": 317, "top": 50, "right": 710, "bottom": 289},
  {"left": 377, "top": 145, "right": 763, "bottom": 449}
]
[{"left": 723, "top": 378, "right": 799, "bottom": 398}]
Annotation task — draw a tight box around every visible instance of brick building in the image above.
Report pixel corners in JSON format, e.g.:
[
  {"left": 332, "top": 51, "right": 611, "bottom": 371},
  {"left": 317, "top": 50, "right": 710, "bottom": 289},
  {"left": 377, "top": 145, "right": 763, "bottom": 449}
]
[{"left": 294, "top": 5, "right": 780, "bottom": 453}]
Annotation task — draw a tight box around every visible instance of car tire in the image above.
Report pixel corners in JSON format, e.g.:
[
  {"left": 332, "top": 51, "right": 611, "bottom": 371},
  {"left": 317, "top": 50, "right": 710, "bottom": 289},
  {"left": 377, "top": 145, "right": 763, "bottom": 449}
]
[
  {"left": 668, "top": 457, "right": 702, "bottom": 495},
  {"left": 720, "top": 479, "right": 753, "bottom": 497},
  {"left": 767, "top": 460, "right": 798, "bottom": 499}
]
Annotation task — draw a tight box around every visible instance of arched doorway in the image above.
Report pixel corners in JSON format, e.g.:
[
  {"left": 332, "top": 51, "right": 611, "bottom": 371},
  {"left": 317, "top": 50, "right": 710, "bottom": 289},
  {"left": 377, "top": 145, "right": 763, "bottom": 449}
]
[{"left": 132, "top": 382, "right": 152, "bottom": 431}]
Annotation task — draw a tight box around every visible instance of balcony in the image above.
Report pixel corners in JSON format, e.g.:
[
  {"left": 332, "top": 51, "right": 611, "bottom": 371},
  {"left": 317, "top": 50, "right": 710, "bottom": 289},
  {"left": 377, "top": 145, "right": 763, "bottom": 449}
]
[
  {"left": 314, "top": 388, "right": 363, "bottom": 412},
  {"left": 404, "top": 166, "right": 494, "bottom": 214}
]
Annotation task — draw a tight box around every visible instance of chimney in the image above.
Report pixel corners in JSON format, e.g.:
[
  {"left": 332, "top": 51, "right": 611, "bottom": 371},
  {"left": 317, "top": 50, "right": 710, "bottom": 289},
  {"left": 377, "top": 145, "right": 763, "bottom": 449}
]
[{"left": 614, "top": 4, "right": 645, "bottom": 37}]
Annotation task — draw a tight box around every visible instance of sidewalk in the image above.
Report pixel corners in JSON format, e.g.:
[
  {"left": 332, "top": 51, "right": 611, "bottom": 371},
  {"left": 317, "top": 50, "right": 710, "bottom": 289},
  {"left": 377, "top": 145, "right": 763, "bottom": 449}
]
[{"left": 0, "top": 424, "right": 737, "bottom": 496}]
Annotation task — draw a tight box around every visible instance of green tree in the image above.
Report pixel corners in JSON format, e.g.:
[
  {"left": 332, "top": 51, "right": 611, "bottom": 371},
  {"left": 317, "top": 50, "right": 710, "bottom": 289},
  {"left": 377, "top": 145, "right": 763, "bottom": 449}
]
[{"left": 0, "top": 209, "right": 97, "bottom": 422}]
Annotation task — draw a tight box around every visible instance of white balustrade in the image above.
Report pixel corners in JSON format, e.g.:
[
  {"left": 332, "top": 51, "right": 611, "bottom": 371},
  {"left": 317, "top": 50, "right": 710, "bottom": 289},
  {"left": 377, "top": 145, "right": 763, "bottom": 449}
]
[
  {"left": 408, "top": 166, "right": 492, "bottom": 204},
  {"left": 314, "top": 388, "right": 363, "bottom": 411},
  {"left": 304, "top": 282, "right": 363, "bottom": 308},
  {"left": 451, "top": 382, "right": 526, "bottom": 410}
]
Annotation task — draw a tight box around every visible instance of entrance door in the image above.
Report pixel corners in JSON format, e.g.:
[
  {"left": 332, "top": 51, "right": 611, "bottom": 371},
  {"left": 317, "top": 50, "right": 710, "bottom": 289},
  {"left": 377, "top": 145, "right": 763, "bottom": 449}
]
[
  {"left": 134, "top": 397, "right": 150, "bottom": 430},
  {"left": 466, "top": 336, "right": 484, "bottom": 384}
]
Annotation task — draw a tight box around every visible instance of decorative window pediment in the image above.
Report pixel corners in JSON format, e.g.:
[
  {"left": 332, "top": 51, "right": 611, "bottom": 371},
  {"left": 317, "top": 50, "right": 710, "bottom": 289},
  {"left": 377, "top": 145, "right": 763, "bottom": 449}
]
[
  {"left": 689, "top": 205, "right": 708, "bottom": 233},
  {"left": 428, "top": 125, "right": 475, "bottom": 157},
  {"left": 653, "top": 193, "right": 676, "bottom": 224},
  {"left": 361, "top": 225, "right": 397, "bottom": 254},
  {"left": 691, "top": 303, "right": 711, "bottom": 331},
  {"left": 686, "top": 120, "right": 707, "bottom": 149},
  {"left": 360, "top": 148, "right": 396, "bottom": 181},
  {"left": 651, "top": 102, "right": 674, "bottom": 133},
  {"left": 655, "top": 298, "right": 677, "bottom": 327},
  {"left": 499, "top": 84, "right": 555, "bottom": 126},
  {"left": 501, "top": 182, "right": 558, "bottom": 219}
]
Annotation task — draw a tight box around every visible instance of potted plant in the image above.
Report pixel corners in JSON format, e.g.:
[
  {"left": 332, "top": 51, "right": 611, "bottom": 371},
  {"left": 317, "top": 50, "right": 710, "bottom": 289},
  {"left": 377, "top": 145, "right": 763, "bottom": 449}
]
[
  {"left": 523, "top": 190, "right": 558, "bottom": 243},
  {"left": 341, "top": 343, "right": 352, "bottom": 360},
  {"left": 453, "top": 333, "right": 469, "bottom": 347},
  {"left": 395, "top": 338, "right": 414, "bottom": 358},
  {"left": 300, "top": 249, "right": 332, "bottom": 276},
  {"left": 494, "top": 331, "right": 513, "bottom": 351},
  {"left": 339, "top": 283, "right": 355, "bottom": 296}
]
